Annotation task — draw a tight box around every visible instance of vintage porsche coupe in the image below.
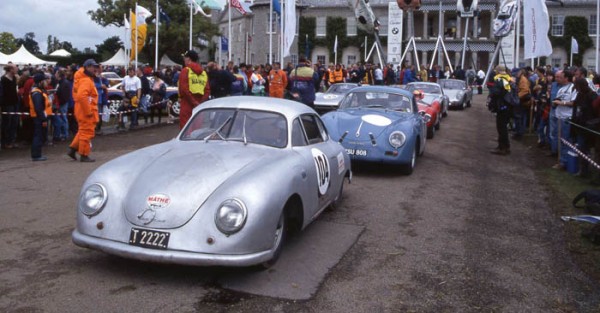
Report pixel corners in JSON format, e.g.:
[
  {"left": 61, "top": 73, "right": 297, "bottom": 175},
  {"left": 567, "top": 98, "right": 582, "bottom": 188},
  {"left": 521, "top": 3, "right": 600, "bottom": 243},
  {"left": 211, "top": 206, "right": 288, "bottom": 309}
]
[
  {"left": 439, "top": 79, "right": 473, "bottom": 110},
  {"left": 72, "top": 97, "right": 351, "bottom": 268},
  {"left": 314, "top": 83, "right": 360, "bottom": 112},
  {"left": 321, "top": 86, "right": 428, "bottom": 175},
  {"left": 417, "top": 93, "right": 442, "bottom": 139}
]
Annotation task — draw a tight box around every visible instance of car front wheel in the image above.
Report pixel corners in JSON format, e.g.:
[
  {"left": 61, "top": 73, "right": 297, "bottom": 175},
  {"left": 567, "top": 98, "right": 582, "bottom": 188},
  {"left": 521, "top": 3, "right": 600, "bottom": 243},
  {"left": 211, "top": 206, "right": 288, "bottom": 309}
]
[
  {"left": 400, "top": 144, "right": 417, "bottom": 175},
  {"left": 259, "top": 209, "right": 288, "bottom": 269},
  {"left": 168, "top": 98, "right": 180, "bottom": 117}
]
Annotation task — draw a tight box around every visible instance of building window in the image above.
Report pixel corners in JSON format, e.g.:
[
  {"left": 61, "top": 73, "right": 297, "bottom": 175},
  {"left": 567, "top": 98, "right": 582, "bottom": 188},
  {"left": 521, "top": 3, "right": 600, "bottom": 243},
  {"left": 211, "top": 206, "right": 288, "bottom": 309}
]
[
  {"left": 316, "top": 17, "right": 326, "bottom": 37},
  {"left": 291, "top": 54, "right": 298, "bottom": 65},
  {"left": 587, "top": 58, "right": 595, "bottom": 71},
  {"left": 590, "top": 15, "right": 597, "bottom": 35},
  {"left": 551, "top": 57, "right": 561, "bottom": 67},
  {"left": 551, "top": 15, "right": 564, "bottom": 36},
  {"left": 267, "top": 12, "right": 278, "bottom": 34},
  {"left": 347, "top": 17, "right": 357, "bottom": 36},
  {"left": 317, "top": 55, "right": 326, "bottom": 65},
  {"left": 379, "top": 17, "right": 388, "bottom": 36},
  {"left": 347, "top": 55, "right": 356, "bottom": 66}
]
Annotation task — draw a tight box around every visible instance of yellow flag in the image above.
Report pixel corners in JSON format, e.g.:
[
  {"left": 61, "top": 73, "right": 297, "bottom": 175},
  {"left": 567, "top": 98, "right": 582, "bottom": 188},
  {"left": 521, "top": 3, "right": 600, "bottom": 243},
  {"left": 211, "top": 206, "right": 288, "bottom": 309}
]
[{"left": 130, "top": 10, "right": 148, "bottom": 61}]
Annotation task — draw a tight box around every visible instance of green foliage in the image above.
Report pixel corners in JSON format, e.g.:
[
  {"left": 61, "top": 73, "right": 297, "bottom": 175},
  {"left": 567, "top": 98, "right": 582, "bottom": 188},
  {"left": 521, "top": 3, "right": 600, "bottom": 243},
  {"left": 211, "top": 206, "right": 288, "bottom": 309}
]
[
  {"left": 299, "top": 16, "right": 316, "bottom": 59},
  {"left": 89, "top": 0, "right": 219, "bottom": 65},
  {"left": 0, "top": 32, "right": 18, "bottom": 54},
  {"left": 46, "top": 36, "right": 74, "bottom": 55},
  {"left": 15, "top": 32, "right": 41, "bottom": 55},
  {"left": 96, "top": 36, "right": 124, "bottom": 60},
  {"left": 549, "top": 16, "right": 593, "bottom": 66}
]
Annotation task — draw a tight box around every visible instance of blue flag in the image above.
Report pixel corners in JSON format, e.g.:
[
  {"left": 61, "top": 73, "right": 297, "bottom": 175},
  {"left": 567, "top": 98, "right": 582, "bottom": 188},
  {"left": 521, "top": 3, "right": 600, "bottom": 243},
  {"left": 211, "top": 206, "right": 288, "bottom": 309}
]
[
  {"left": 221, "top": 37, "right": 229, "bottom": 52},
  {"left": 159, "top": 6, "right": 171, "bottom": 28},
  {"left": 273, "top": 0, "right": 281, "bottom": 15}
]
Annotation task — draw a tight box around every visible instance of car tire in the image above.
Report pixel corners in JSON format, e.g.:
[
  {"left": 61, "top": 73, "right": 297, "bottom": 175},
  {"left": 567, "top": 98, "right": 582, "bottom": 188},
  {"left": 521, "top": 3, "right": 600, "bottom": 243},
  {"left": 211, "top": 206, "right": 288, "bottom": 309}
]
[
  {"left": 461, "top": 98, "right": 466, "bottom": 110},
  {"left": 467, "top": 99, "right": 472, "bottom": 107},
  {"left": 400, "top": 144, "right": 417, "bottom": 175},
  {"left": 434, "top": 117, "right": 441, "bottom": 130},
  {"left": 108, "top": 98, "right": 122, "bottom": 115},
  {"left": 168, "top": 98, "right": 180, "bottom": 117},
  {"left": 259, "top": 209, "right": 288, "bottom": 269},
  {"left": 427, "top": 125, "right": 435, "bottom": 139}
]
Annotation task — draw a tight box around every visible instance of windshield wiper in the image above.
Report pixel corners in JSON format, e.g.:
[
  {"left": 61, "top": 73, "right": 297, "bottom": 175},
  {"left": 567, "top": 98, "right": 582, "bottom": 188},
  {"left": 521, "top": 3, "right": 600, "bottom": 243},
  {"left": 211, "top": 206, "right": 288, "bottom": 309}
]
[{"left": 204, "top": 116, "right": 232, "bottom": 142}]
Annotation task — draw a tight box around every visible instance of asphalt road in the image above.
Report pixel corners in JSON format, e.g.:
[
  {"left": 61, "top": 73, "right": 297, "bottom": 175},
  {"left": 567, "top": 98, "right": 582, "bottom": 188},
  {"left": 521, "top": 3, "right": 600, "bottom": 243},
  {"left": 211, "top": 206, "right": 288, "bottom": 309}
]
[{"left": 1, "top": 94, "right": 599, "bottom": 312}]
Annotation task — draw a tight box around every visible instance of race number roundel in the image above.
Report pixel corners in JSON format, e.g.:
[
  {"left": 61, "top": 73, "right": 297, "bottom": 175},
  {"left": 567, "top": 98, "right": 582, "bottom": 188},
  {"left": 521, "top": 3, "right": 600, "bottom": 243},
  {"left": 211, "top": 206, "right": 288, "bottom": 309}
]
[{"left": 311, "top": 148, "right": 330, "bottom": 196}]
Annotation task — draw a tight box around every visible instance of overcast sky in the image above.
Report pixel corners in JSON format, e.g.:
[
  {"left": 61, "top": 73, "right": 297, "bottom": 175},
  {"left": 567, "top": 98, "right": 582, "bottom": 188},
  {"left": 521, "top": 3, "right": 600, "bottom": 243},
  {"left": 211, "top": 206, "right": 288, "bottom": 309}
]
[{"left": 0, "top": 0, "right": 124, "bottom": 54}]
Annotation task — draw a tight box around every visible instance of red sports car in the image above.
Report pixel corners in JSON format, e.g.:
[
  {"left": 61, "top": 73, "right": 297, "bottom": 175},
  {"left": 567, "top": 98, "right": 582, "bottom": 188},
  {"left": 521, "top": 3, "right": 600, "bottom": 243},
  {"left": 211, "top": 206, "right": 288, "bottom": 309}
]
[{"left": 415, "top": 92, "right": 441, "bottom": 139}]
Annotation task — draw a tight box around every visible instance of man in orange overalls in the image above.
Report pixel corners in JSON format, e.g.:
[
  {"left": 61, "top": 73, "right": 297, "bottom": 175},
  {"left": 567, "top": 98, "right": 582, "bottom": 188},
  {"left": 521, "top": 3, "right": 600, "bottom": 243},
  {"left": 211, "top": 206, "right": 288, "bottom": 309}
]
[
  {"left": 268, "top": 62, "right": 288, "bottom": 98},
  {"left": 178, "top": 50, "right": 210, "bottom": 129},
  {"left": 68, "top": 59, "right": 99, "bottom": 162}
]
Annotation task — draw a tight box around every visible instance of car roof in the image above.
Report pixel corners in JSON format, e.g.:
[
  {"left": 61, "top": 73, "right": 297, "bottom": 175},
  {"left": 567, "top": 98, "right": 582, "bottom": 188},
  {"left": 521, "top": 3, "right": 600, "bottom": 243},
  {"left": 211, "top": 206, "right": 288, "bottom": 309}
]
[
  {"left": 439, "top": 79, "right": 465, "bottom": 83},
  {"left": 345, "top": 85, "right": 413, "bottom": 98},
  {"left": 195, "top": 96, "right": 316, "bottom": 118}
]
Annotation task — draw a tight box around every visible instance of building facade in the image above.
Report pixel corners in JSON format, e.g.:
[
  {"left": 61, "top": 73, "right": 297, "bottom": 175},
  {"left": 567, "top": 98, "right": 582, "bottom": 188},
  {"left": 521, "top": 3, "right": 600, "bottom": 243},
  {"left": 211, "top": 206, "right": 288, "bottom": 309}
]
[{"left": 214, "top": 0, "right": 600, "bottom": 71}]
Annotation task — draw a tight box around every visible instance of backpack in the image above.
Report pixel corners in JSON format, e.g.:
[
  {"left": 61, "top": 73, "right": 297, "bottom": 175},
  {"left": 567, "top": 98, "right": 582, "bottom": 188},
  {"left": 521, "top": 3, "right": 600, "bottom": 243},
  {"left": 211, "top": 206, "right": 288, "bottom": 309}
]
[
  {"left": 573, "top": 189, "right": 600, "bottom": 215},
  {"left": 503, "top": 82, "right": 520, "bottom": 107}
]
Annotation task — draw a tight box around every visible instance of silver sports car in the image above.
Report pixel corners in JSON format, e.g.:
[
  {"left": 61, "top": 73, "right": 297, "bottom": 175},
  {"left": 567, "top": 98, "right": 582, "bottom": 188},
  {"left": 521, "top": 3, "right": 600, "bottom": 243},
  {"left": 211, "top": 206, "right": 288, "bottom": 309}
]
[
  {"left": 439, "top": 79, "right": 473, "bottom": 110},
  {"left": 314, "top": 83, "right": 360, "bottom": 111},
  {"left": 72, "top": 97, "right": 351, "bottom": 268},
  {"left": 405, "top": 82, "right": 449, "bottom": 117}
]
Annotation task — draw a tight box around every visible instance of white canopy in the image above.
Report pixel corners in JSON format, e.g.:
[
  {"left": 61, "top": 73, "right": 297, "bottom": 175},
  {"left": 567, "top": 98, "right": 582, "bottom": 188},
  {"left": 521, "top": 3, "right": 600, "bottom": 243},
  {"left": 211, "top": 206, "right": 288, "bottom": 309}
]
[
  {"left": 1, "top": 45, "right": 56, "bottom": 65},
  {"left": 160, "top": 54, "right": 181, "bottom": 67},
  {"left": 0, "top": 51, "right": 8, "bottom": 65},
  {"left": 101, "top": 48, "right": 129, "bottom": 66},
  {"left": 49, "top": 49, "right": 71, "bottom": 57}
]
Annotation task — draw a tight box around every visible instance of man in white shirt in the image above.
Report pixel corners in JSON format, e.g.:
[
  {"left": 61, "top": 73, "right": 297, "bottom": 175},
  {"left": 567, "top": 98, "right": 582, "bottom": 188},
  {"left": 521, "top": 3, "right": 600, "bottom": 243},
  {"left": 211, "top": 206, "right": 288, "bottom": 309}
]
[
  {"left": 551, "top": 70, "right": 576, "bottom": 170},
  {"left": 119, "top": 67, "right": 141, "bottom": 130},
  {"left": 374, "top": 65, "right": 384, "bottom": 85}
]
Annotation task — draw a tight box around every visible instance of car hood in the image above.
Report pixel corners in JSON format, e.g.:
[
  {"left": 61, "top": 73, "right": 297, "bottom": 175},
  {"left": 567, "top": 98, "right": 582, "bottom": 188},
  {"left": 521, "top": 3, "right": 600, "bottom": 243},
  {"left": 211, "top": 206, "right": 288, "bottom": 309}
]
[
  {"left": 444, "top": 89, "right": 463, "bottom": 99},
  {"left": 328, "top": 109, "right": 411, "bottom": 142},
  {"left": 120, "top": 141, "right": 269, "bottom": 229},
  {"left": 314, "top": 93, "right": 343, "bottom": 106}
]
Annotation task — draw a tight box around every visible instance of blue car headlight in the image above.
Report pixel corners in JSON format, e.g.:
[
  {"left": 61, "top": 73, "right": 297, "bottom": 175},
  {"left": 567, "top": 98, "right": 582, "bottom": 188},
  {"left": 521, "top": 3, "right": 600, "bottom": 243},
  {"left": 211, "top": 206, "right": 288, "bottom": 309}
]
[
  {"left": 389, "top": 131, "right": 406, "bottom": 149},
  {"left": 215, "top": 199, "right": 247, "bottom": 235},
  {"left": 79, "top": 183, "right": 107, "bottom": 217}
]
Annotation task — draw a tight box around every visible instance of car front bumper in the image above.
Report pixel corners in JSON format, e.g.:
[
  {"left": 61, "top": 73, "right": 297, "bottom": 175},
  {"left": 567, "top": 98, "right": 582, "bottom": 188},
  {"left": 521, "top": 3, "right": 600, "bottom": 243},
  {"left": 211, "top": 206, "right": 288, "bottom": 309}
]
[{"left": 72, "top": 229, "right": 274, "bottom": 267}]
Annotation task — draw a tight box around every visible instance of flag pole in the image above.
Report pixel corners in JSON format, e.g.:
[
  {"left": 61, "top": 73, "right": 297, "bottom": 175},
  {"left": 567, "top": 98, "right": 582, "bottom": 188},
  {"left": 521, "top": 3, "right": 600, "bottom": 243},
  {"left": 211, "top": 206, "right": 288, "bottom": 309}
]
[
  {"left": 135, "top": 2, "right": 138, "bottom": 71},
  {"left": 155, "top": 0, "right": 159, "bottom": 71},
  {"left": 334, "top": 35, "right": 338, "bottom": 65},
  {"left": 269, "top": 0, "right": 273, "bottom": 64},
  {"left": 228, "top": 0, "right": 232, "bottom": 62},
  {"left": 570, "top": 38, "right": 574, "bottom": 67},
  {"left": 280, "top": 0, "right": 285, "bottom": 65},
  {"left": 596, "top": 0, "right": 599, "bottom": 73},
  {"left": 189, "top": 2, "right": 193, "bottom": 50},
  {"left": 515, "top": 0, "right": 521, "bottom": 68}
]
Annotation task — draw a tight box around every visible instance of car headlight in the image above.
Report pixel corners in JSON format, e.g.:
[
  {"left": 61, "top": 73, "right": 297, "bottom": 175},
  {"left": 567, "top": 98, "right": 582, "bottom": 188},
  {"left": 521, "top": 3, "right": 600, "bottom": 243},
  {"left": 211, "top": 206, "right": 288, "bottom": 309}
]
[
  {"left": 79, "top": 183, "right": 107, "bottom": 217},
  {"left": 422, "top": 113, "right": 432, "bottom": 123},
  {"left": 215, "top": 199, "right": 247, "bottom": 235},
  {"left": 389, "top": 131, "right": 406, "bottom": 149},
  {"left": 457, "top": 91, "right": 465, "bottom": 99}
]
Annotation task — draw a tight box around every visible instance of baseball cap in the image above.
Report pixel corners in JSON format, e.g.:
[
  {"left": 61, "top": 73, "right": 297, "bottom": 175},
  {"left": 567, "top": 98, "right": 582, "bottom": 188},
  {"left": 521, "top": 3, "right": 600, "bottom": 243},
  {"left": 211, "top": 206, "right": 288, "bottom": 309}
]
[
  {"left": 182, "top": 50, "right": 199, "bottom": 62},
  {"left": 83, "top": 59, "right": 99, "bottom": 67},
  {"left": 33, "top": 72, "right": 47, "bottom": 84}
]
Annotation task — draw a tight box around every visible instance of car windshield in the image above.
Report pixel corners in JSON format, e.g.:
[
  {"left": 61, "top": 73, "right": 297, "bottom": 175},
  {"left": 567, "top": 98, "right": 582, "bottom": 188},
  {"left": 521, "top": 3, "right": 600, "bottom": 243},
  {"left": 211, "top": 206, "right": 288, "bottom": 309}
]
[
  {"left": 339, "top": 91, "right": 412, "bottom": 113},
  {"left": 440, "top": 80, "right": 465, "bottom": 90},
  {"left": 180, "top": 108, "right": 288, "bottom": 148},
  {"left": 328, "top": 84, "right": 356, "bottom": 94},
  {"left": 407, "top": 83, "right": 441, "bottom": 94},
  {"left": 419, "top": 94, "right": 438, "bottom": 105},
  {"left": 102, "top": 72, "right": 120, "bottom": 79}
]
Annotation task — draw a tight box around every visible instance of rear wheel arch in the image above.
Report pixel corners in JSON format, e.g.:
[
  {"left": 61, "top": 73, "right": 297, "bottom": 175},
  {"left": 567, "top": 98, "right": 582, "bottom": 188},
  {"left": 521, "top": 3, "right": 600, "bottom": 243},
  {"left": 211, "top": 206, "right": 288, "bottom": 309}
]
[{"left": 284, "top": 194, "right": 304, "bottom": 234}]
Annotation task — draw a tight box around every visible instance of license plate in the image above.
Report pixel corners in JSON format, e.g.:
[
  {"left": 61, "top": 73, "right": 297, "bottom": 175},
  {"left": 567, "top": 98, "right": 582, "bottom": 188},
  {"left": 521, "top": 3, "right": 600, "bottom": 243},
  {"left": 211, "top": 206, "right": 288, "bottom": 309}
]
[
  {"left": 129, "top": 227, "right": 170, "bottom": 250},
  {"left": 345, "top": 148, "right": 367, "bottom": 156}
]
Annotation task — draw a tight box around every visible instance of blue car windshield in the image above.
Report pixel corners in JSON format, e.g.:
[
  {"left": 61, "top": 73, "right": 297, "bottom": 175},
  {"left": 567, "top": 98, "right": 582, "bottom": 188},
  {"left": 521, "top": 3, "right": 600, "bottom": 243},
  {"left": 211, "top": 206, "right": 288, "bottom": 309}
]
[
  {"left": 340, "top": 91, "right": 413, "bottom": 113},
  {"left": 180, "top": 108, "right": 288, "bottom": 148},
  {"left": 407, "top": 84, "right": 441, "bottom": 94}
]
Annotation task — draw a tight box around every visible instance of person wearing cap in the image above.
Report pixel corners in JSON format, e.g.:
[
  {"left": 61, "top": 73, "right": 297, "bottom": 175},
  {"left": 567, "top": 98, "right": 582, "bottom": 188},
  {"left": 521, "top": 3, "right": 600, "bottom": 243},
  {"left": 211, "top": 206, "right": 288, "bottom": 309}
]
[
  {"left": 29, "top": 72, "right": 53, "bottom": 161},
  {"left": 68, "top": 59, "right": 99, "bottom": 162},
  {"left": 289, "top": 56, "right": 319, "bottom": 107},
  {"left": 178, "top": 49, "right": 210, "bottom": 129}
]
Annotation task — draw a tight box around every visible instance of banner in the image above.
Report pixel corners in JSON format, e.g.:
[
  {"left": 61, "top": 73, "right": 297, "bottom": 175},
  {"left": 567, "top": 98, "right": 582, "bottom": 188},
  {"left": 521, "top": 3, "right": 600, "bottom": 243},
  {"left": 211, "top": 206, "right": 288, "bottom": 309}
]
[
  {"left": 282, "top": 0, "right": 295, "bottom": 57},
  {"left": 221, "top": 37, "right": 229, "bottom": 52},
  {"left": 130, "top": 9, "right": 150, "bottom": 61},
  {"left": 231, "top": 0, "right": 252, "bottom": 15},
  {"left": 523, "top": 0, "right": 553, "bottom": 59},
  {"left": 273, "top": 0, "right": 281, "bottom": 15},
  {"left": 387, "top": 2, "right": 403, "bottom": 65},
  {"left": 333, "top": 35, "right": 338, "bottom": 54},
  {"left": 572, "top": 37, "right": 579, "bottom": 54}
]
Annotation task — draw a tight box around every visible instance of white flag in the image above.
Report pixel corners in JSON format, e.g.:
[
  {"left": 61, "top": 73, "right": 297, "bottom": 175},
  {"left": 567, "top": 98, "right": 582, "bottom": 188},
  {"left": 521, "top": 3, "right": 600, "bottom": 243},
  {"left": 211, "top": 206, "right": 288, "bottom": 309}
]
[
  {"left": 136, "top": 5, "right": 152, "bottom": 25},
  {"left": 571, "top": 37, "right": 579, "bottom": 54},
  {"left": 283, "top": 0, "right": 296, "bottom": 57},
  {"left": 523, "top": 0, "right": 553, "bottom": 59},
  {"left": 124, "top": 14, "right": 130, "bottom": 29},
  {"left": 334, "top": 35, "right": 338, "bottom": 53}
]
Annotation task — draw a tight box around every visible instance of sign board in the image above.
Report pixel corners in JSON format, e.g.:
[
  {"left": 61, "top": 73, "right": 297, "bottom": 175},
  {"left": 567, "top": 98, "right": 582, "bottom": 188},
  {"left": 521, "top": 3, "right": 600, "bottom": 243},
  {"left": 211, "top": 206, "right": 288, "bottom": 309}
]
[{"left": 387, "top": 2, "right": 404, "bottom": 66}]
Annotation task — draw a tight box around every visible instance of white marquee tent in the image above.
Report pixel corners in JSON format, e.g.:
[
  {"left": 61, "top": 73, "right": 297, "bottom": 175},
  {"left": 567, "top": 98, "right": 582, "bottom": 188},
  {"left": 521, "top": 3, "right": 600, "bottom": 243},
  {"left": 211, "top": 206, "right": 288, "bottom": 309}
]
[
  {"left": 160, "top": 54, "right": 181, "bottom": 67},
  {"left": 101, "top": 48, "right": 129, "bottom": 66},
  {"left": 0, "top": 45, "right": 56, "bottom": 65},
  {"left": 49, "top": 49, "right": 71, "bottom": 57}
]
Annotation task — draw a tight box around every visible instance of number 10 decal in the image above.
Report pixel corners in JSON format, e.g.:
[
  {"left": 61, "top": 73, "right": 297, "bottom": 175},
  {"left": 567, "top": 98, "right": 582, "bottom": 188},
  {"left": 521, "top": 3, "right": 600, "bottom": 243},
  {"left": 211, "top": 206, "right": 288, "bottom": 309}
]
[{"left": 311, "top": 148, "right": 330, "bottom": 196}]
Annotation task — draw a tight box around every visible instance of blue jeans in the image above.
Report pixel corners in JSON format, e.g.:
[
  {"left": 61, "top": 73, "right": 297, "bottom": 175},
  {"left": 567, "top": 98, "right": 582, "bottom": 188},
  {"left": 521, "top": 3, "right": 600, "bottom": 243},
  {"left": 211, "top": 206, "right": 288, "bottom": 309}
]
[
  {"left": 31, "top": 118, "right": 46, "bottom": 158},
  {"left": 513, "top": 106, "right": 527, "bottom": 136},
  {"left": 53, "top": 104, "right": 69, "bottom": 140},
  {"left": 549, "top": 107, "right": 558, "bottom": 153},
  {"left": 1, "top": 104, "right": 19, "bottom": 146},
  {"left": 537, "top": 118, "right": 549, "bottom": 145},
  {"left": 558, "top": 118, "right": 571, "bottom": 165}
]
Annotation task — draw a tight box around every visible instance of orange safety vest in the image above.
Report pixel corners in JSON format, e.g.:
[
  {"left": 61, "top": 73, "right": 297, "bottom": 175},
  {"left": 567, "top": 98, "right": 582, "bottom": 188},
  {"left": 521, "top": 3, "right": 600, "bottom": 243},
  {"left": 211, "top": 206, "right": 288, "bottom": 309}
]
[
  {"left": 29, "top": 87, "right": 53, "bottom": 118},
  {"left": 329, "top": 69, "right": 344, "bottom": 83}
]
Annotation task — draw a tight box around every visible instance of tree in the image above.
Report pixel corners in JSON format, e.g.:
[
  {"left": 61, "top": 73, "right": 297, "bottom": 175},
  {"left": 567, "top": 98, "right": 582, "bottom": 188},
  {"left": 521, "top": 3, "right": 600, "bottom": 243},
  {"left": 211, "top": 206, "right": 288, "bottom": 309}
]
[
  {"left": 96, "top": 36, "right": 124, "bottom": 59},
  {"left": 0, "top": 32, "right": 18, "bottom": 54},
  {"left": 15, "top": 32, "right": 41, "bottom": 55},
  {"left": 88, "top": 0, "right": 220, "bottom": 64}
]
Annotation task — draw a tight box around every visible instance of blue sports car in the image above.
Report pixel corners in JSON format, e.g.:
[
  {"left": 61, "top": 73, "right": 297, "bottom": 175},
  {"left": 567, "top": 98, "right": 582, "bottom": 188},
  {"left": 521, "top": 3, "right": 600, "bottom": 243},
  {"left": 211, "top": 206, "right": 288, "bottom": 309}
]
[{"left": 321, "top": 86, "right": 428, "bottom": 175}]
